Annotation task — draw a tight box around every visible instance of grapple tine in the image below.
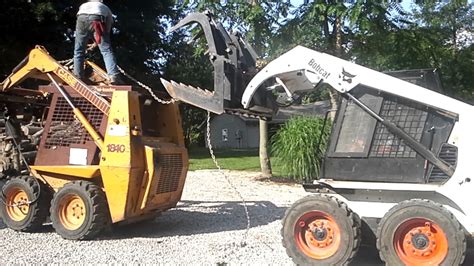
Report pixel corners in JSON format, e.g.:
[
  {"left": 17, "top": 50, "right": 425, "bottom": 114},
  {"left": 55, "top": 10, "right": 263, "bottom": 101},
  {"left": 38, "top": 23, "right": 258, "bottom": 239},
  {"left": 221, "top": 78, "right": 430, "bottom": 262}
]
[
  {"left": 169, "top": 12, "right": 219, "bottom": 58},
  {"left": 169, "top": 12, "right": 207, "bottom": 32},
  {"left": 163, "top": 11, "right": 275, "bottom": 117},
  {"left": 161, "top": 78, "right": 225, "bottom": 114}
]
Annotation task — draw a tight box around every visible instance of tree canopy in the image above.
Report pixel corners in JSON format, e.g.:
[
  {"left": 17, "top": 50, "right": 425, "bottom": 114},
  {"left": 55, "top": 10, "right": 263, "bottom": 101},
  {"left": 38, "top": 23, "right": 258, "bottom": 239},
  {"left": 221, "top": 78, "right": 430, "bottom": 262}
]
[
  {"left": 0, "top": 0, "right": 175, "bottom": 88},
  {"left": 0, "top": 0, "right": 472, "bottom": 145}
]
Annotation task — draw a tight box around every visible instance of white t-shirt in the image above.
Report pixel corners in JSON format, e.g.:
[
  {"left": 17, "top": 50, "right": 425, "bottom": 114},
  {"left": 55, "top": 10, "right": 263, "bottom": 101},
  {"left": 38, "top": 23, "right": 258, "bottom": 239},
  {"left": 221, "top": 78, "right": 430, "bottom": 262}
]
[
  {"left": 77, "top": 2, "right": 112, "bottom": 17},
  {"left": 77, "top": 2, "right": 113, "bottom": 31}
]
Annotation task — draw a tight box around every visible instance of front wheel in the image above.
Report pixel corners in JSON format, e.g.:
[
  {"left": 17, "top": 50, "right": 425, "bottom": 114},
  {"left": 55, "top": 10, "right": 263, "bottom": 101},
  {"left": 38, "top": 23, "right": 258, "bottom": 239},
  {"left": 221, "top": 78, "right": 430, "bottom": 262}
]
[
  {"left": 50, "top": 181, "right": 110, "bottom": 240},
  {"left": 377, "top": 199, "right": 466, "bottom": 266},
  {"left": 281, "top": 194, "right": 361, "bottom": 265}
]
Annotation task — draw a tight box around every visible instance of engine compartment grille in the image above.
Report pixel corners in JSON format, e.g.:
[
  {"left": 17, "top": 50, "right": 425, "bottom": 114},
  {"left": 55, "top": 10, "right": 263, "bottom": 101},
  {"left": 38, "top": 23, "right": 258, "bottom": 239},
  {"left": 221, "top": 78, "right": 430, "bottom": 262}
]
[
  {"left": 156, "top": 153, "right": 183, "bottom": 194},
  {"left": 429, "top": 143, "right": 457, "bottom": 182}
]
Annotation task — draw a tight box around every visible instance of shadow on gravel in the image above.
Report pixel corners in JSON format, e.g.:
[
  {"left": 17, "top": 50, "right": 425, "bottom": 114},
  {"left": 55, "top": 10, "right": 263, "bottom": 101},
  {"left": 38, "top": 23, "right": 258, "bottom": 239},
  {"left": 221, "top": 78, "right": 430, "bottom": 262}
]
[
  {"left": 109, "top": 200, "right": 285, "bottom": 239},
  {"left": 350, "top": 245, "right": 383, "bottom": 265},
  {"left": 351, "top": 243, "right": 474, "bottom": 266}
]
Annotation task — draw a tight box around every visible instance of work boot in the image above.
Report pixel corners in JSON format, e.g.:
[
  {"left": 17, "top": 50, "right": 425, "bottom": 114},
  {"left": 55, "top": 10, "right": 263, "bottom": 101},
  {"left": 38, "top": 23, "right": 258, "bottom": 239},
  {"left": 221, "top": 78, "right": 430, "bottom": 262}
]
[{"left": 110, "top": 74, "right": 126, "bottom": 85}]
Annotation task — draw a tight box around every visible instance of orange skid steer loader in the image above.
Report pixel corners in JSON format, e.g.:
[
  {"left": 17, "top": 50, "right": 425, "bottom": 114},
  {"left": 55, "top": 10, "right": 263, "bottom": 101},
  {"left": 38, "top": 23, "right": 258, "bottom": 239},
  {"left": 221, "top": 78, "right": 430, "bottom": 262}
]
[{"left": 0, "top": 46, "right": 188, "bottom": 240}]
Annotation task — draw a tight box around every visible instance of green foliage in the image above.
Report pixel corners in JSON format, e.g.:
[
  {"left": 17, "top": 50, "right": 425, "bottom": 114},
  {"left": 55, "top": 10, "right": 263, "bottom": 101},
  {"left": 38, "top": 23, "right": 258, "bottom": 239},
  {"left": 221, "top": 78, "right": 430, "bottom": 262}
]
[
  {"left": 0, "top": 0, "right": 78, "bottom": 75},
  {"left": 271, "top": 116, "right": 331, "bottom": 181},
  {"left": 352, "top": 0, "right": 473, "bottom": 101},
  {"left": 105, "top": 0, "right": 175, "bottom": 88},
  {"left": 0, "top": 0, "right": 175, "bottom": 89},
  {"left": 181, "top": 0, "right": 292, "bottom": 56},
  {"left": 272, "top": 1, "right": 402, "bottom": 59},
  {"left": 412, "top": 0, "right": 473, "bottom": 101}
]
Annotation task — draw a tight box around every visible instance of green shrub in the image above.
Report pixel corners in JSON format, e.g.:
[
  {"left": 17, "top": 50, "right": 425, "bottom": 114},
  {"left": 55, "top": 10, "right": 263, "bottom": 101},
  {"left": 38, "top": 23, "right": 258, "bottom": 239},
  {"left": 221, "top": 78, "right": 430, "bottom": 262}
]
[{"left": 271, "top": 116, "right": 331, "bottom": 181}]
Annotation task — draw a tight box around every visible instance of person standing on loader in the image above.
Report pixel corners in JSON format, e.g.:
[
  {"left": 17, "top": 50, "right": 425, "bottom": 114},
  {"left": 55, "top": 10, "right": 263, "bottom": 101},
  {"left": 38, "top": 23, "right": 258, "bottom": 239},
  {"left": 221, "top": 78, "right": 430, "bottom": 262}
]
[{"left": 73, "top": 0, "right": 123, "bottom": 84}]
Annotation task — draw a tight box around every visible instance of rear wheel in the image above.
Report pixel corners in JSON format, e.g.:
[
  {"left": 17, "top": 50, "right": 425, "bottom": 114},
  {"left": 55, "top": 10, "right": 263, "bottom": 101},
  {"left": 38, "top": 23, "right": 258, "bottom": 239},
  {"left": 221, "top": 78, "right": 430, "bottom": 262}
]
[
  {"left": 50, "top": 181, "right": 110, "bottom": 240},
  {"left": 0, "top": 176, "right": 51, "bottom": 232},
  {"left": 377, "top": 199, "right": 466, "bottom": 266},
  {"left": 281, "top": 194, "right": 361, "bottom": 265}
]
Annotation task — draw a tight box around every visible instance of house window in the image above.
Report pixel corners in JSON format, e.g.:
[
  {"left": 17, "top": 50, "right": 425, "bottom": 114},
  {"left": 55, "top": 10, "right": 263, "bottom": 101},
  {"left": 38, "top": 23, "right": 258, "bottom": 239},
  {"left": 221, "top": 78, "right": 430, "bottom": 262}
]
[{"left": 222, "top": 128, "right": 228, "bottom": 142}]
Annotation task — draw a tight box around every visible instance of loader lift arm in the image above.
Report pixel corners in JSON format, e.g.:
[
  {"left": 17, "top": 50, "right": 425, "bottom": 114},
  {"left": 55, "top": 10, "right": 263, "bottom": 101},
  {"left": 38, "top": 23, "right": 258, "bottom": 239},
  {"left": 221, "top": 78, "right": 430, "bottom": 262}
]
[
  {"left": 0, "top": 46, "right": 110, "bottom": 115},
  {"left": 0, "top": 46, "right": 110, "bottom": 149}
]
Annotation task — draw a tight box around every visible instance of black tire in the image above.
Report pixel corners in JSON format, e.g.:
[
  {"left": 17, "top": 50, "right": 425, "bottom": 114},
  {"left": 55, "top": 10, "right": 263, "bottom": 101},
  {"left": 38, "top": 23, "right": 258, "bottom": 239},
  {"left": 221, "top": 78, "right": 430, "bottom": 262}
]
[
  {"left": 376, "top": 199, "right": 466, "bottom": 266},
  {"left": 50, "top": 181, "right": 110, "bottom": 240},
  {"left": 0, "top": 176, "right": 51, "bottom": 232},
  {"left": 281, "top": 194, "right": 361, "bottom": 265}
]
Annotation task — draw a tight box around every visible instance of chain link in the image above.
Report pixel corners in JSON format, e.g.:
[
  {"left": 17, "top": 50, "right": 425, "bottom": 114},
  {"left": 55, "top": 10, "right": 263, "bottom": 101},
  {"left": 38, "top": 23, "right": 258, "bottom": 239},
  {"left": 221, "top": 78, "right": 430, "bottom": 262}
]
[
  {"left": 206, "top": 111, "right": 251, "bottom": 247},
  {"left": 0, "top": 198, "right": 32, "bottom": 208},
  {"left": 117, "top": 66, "right": 176, "bottom": 105},
  {"left": 58, "top": 59, "right": 73, "bottom": 64}
]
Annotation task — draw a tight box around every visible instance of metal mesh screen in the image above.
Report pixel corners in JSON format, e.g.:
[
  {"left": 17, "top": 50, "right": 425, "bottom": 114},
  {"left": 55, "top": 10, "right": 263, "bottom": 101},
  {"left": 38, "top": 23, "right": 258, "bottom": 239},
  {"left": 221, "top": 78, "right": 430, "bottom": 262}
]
[
  {"left": 156, "top": 154, "right": 183, "bottom": 194},
  {"left": 429, "top": 144, "right": 457, "bottom": 182},
  {"left": 369, "top": 99, "right": 427, "bottom": 158},
  {"left": 44, "top": 97, "right": 104, "bottom": 148}
]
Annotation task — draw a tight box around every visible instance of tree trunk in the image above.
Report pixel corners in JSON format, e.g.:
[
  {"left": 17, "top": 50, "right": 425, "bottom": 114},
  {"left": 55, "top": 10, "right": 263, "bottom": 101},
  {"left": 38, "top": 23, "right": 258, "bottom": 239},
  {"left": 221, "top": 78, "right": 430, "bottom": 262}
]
[
  {"left": 259, "top": 118, "right": 272, "bottom": 177},
  {"left": 334, "top": 16, "right": 342, "bottom": 57},
  {"left": 328, "top": 15, "right": 343, "bottom": 120}
]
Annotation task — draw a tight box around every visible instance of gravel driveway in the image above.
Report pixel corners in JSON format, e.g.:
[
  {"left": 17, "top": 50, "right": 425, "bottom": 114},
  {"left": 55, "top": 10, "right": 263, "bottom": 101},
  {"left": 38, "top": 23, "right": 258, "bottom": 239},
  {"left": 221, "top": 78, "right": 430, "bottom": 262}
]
[{"left": 0, "top": 170, "right": 472, "bottom": 264}]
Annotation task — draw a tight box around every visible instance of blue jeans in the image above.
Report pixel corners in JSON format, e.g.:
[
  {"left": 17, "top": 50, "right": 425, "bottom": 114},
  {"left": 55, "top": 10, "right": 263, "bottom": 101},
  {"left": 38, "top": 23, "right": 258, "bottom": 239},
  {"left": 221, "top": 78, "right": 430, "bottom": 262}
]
[{"left": 73, "top": 14, "right": 119, "bottom": 79}]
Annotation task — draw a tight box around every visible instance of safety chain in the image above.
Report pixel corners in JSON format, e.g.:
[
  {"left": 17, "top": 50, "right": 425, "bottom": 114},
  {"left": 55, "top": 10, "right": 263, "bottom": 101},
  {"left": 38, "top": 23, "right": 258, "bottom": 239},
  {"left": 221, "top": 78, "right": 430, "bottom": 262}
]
[
  {"left": 54, "top": 59, "right": 252, "bottom": 248},
  {"left": 0, "top": 178, "right": 41, "bottom": 208},
  {"left": 0, "top": 194, "right": 35, "bottom": 208},
  {"left": 57, "top": 59, "right": 175, "bottom": 105},
  {"left": 206, "top": 111, "right": 251, "bottom": 247},
  {"left": 117, "top": 66, "right": 176, "bottom": 105},
  {"left": 58, "top": 59, "right": 73, "bottom": 65}
]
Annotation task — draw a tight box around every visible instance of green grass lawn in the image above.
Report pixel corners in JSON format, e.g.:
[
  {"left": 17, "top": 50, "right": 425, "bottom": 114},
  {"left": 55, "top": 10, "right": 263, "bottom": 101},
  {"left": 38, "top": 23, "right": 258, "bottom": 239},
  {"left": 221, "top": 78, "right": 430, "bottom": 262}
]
[{"left": 188, "top": 147, "right": 283, "bottom": 176}]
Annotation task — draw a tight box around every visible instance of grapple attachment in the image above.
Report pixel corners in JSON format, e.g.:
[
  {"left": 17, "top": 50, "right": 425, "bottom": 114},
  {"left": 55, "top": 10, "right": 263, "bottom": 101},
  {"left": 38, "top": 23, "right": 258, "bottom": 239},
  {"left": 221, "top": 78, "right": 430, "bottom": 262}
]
[{"left": 161, "top": 11, "right": 275, "bottom": 117}]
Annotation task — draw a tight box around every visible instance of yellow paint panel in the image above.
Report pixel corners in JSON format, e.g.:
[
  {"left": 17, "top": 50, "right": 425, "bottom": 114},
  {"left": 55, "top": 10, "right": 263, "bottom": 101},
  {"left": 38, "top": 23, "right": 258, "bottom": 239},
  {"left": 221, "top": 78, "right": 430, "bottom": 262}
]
[
  {"left": 100, "top": 91, "right": 146, "bottom": 223},
  {"left": 30, "top": 165, "right": 100, "bottom": 178}
]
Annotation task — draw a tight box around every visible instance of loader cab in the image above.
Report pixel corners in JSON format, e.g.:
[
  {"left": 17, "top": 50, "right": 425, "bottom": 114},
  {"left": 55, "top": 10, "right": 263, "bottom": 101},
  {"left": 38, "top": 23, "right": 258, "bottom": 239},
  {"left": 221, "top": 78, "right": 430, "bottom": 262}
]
[{"left": 321, "top": 69, "right": 457, "bottom": 184}]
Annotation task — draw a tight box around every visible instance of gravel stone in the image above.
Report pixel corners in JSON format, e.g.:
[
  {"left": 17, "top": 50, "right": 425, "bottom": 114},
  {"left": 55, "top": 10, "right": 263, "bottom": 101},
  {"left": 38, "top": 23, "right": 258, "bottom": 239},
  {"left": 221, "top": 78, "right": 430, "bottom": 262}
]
[
  {"left": 2, "top": 171, "right": 470, "bottom": 264},
  {"left": 0, "top": 170, "right": 307, "bottom": 264}
]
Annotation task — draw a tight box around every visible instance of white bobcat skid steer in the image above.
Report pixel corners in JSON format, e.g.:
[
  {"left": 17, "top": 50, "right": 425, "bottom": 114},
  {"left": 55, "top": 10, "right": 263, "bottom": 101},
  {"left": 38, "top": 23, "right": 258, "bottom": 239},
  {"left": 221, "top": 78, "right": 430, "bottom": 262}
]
[{"left": 163, "top": 12, "right": 474, "bottom": 265}]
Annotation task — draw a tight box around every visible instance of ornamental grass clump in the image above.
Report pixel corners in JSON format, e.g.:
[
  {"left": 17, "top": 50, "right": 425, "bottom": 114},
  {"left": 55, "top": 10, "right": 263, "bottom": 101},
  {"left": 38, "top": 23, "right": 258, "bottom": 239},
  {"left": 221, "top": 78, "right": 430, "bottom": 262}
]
[{"left": 271, "top": 116, "right": 330, "bottom": 181}]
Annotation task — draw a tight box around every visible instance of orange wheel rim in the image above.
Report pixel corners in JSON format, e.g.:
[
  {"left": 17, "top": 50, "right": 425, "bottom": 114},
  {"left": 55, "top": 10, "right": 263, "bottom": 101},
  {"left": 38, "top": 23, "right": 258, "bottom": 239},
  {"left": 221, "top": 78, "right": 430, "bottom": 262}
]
[
  {"left": 294, "top": 211, "right": 341, "bottom": 260},
  {"left": 394, "top": 218, "right": 448, "bottom": 265},
  {"left": 58, "top": 194, "right": 86, "bottom": 231},
  {"left": 5, "top": 187, "right": 30, "bottom": 221}
]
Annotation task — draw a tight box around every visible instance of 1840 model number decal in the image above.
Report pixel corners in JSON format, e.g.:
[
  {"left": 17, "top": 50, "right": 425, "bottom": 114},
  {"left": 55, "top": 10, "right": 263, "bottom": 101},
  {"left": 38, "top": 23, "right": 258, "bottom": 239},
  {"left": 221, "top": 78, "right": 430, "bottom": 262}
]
[{"left": 107, "top": 144, "right": 126, "bottom": 153}]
